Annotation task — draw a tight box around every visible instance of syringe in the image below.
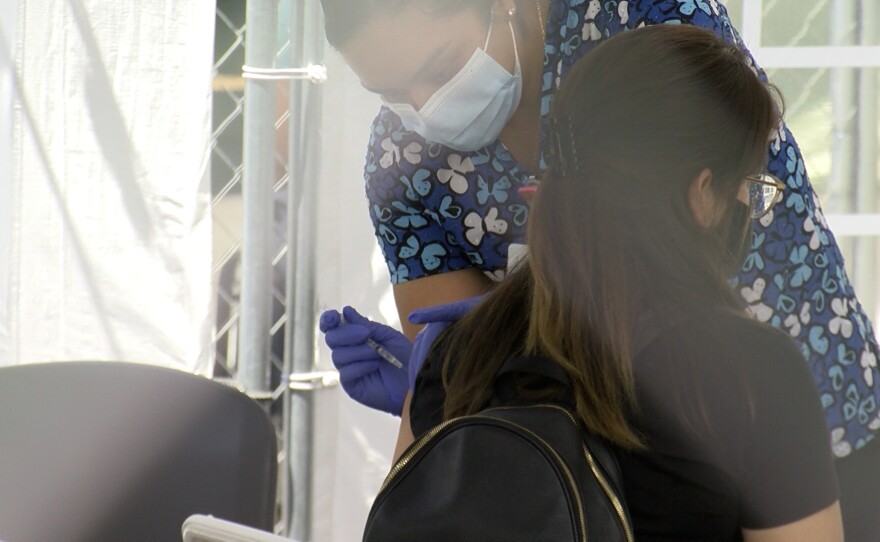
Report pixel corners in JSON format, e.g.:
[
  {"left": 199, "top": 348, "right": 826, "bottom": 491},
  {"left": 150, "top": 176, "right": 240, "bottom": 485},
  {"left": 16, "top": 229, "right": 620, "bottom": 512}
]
[{"left": 340, "top": 315, "right": 405, "bottom": 370}]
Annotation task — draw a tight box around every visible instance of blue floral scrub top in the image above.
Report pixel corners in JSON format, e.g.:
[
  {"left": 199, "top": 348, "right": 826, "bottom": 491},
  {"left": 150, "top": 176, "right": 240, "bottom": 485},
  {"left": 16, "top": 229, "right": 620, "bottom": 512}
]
[{"left": 363, "top": 0, "right": 880, "bottom": 456}]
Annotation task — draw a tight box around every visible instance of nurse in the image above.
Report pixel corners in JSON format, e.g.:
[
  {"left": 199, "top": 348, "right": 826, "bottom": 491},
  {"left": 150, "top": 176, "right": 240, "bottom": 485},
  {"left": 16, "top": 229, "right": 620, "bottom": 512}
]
[{"left": 318, "top": 1, "right": 880, "bottom": 537}]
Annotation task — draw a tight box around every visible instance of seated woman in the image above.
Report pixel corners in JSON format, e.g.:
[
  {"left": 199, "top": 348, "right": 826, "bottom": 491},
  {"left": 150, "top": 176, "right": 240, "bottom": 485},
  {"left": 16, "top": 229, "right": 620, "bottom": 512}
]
[{"left": 406, "top": 24, "right": 842, "bottom": 541}]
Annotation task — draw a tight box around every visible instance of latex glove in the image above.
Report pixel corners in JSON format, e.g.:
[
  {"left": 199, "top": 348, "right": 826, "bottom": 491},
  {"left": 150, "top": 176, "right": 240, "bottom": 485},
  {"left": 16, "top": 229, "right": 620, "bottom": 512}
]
[
  {"left": 407, "top": 295, "right": 484, "bottom": 389},
  {"left": 320, "top": 306, "right": 411, "bottom": 416}
]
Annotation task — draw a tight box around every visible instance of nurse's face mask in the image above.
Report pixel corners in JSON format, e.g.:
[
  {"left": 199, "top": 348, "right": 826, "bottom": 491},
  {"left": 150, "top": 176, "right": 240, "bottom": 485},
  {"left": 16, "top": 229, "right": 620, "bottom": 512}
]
[{"left": 382, "top": 16, "right": 523, "bottom": 152}]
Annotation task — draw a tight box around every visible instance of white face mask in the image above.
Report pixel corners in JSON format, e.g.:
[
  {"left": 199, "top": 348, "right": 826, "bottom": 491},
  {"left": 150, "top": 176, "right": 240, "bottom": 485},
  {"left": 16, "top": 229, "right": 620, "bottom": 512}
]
[{"left": 383, "top": 20, "right": 523, "bottom": 152}]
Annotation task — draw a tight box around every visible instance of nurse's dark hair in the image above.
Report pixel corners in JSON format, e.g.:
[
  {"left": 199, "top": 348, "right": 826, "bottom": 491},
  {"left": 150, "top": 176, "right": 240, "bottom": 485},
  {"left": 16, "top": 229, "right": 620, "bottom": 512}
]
[
  {"left": 439, "top": 25, "right": 782, "bottom": 449},
  {"left": 320, "top": 0, "right": 494, "bottom": 48}
]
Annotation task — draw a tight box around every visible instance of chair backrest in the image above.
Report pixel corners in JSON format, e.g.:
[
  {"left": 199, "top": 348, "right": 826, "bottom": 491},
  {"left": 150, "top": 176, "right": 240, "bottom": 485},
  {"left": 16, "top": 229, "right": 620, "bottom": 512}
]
[{"left": 0, "top": 361, "right": 277, "bottom": 542}]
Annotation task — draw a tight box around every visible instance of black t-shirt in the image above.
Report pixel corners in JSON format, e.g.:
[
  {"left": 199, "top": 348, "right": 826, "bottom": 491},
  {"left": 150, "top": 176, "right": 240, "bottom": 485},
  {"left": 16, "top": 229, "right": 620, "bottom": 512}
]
[{"left": 410, "top": 307, "right": 838, "bottom": 541}]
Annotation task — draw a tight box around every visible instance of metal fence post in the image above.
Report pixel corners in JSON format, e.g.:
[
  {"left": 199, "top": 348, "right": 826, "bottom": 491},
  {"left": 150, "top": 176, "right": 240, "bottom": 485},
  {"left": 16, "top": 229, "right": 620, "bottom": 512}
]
[
  {"left": 740, "top": 0, "right": 763, "bottom": 50},
  {"left": 239, "top": 0, "right": 278, "bottom": 394},
  {"left": 284, "top": 0, "right": 325, "bottom": 539},
  {"left": 855, "top": 0, "right": 878, "bottom": 312},
  {"left": 828, "top": 0, "right": 857, "bottom": 219}
]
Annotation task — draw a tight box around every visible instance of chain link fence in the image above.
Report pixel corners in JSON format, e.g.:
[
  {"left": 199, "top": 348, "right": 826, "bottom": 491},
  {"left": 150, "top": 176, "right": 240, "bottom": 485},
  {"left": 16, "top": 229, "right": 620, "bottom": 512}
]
[
  {"left": 211, "top": 1, "right": 327, "bottom": 537},
  {"left": 211, "top": 0, "right": 296, "bottom": 535},
  {"left": 212, "top": 1, "right": 292, "bottom": 391},
  {"left": 212, "top": 1, "right": 247, "bottom": 381}
]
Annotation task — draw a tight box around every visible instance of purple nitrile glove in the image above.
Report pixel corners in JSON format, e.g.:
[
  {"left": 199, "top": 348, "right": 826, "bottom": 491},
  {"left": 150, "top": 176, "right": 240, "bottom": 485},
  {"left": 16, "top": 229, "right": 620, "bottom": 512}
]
[
  {"left": 319, "top": 306, "right": 412, "bottom": 416},
  {"left": 407, "top": 295, "right": 485, "bottom": 389}
]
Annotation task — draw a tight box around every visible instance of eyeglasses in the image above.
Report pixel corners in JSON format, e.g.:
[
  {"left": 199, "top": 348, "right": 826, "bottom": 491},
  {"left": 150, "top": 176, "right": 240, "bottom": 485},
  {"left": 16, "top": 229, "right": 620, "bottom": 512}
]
[{"left": 744, "top": 173, "right": 785, "bottom": 219}]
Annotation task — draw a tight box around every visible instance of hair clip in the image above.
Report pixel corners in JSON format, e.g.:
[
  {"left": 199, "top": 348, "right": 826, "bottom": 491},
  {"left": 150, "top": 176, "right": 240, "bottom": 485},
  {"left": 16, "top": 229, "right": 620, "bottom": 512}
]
[
  {"left": 545, "top": 116, "right": 581, "bottom": 177},
  {"left": 492, "top": 5, "right": 516, "bottom": 19}
]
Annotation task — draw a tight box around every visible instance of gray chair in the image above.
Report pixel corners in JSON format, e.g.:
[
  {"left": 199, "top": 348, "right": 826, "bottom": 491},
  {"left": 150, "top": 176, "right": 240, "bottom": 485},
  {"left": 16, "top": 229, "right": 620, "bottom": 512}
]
[{"left": 0, "top": 361, "right": 277, "bottom": 542}]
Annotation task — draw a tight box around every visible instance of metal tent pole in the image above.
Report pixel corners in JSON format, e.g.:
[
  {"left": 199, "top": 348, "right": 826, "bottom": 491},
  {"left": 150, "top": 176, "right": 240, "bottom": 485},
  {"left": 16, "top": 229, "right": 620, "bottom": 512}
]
[
  {"left": 855, "top": 0, "right": 878, "bottom": 318},
  {"left": 239, "top": 0, "right": 278, "bottom": 395},
  {"left": 829, "top": 0, "right": 858, "bottom": 260},
  {"left": 740, "top": 0, "right": 763, "bottom": 51},
  {"left": 284, "top": 0, "right": 326, "bottom": 539}
]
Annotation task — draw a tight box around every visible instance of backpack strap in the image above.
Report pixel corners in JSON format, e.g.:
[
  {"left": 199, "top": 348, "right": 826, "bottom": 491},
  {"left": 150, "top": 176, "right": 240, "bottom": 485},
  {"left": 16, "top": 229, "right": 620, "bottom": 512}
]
[
  {"left": 491, "top": 356, "right": 574, "bottom": 408},
  {"left": 495, "top": 356, "right": 571, "bottom": 388},
  {"left": 494, "top": 355, "right": 627, "bottom": 502}
]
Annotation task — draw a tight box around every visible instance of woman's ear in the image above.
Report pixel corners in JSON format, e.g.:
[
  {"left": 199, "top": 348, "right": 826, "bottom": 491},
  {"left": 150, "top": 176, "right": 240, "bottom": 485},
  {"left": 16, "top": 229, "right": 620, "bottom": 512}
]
[{"left": 688, "top": 168, "right": 716, "bottom": 229}]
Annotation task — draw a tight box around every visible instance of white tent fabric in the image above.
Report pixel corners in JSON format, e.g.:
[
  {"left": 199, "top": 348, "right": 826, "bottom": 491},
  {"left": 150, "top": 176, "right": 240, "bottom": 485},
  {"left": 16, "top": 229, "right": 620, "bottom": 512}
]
[
  {"left": 2, "top": 2, "right": 417, "bottom": 536},
  {"left": 0, "top": 0, "right": 17, "bottom": 353},
  {"left": 1, "top": 0, "right": 215, "bottom": 373}
]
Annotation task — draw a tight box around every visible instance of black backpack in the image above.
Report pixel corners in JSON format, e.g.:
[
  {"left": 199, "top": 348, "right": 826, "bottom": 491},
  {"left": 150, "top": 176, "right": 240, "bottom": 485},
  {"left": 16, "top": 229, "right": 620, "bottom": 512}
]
[{"left": 362, "top": 356, "right": 634, "bottom": 542}]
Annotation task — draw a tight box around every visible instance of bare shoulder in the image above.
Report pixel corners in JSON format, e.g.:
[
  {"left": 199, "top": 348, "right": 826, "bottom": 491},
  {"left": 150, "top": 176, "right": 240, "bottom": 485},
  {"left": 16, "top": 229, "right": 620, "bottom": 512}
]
[{"left": 393, "top": 269, "right": 491, "bottom": 340}]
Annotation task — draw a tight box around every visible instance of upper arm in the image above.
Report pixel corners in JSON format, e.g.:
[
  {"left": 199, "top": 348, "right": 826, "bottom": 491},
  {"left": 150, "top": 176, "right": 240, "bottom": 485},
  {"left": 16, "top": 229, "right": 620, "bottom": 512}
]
[
  {"left": 366, "top": 114, "right": 526, "bottom": 340},
  {"left": 742, "top": 502, "right": 843, "bottom": 542},
  {"left": 366, "top": 119, "right": 498, "bottom": 320},
  {"left": 723, "top": 325, "right": 839, "bottom": 529},
  {"left": 365, "top": 88, "right": 539, "bottom": 344},
  {"left": 393, "top": 393, "right": 416, "bottom": 463},
  {"left": 393, "top": 268, "right": 491, "bottom": 340}
]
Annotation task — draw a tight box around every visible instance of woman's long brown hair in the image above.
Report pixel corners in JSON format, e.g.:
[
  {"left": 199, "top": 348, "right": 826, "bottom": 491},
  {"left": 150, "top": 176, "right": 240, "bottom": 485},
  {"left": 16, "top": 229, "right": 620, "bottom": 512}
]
[{"left": 438, "top": 25, "right": 781, "bottom": 449}]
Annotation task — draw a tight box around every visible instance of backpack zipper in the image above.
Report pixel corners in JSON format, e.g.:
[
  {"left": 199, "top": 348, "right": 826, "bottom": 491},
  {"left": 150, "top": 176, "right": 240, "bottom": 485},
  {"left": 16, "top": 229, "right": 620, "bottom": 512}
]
[
  {"left": 581, "top": 441, "right": 634, "bottom": 542},
  {"left": 376, "top": 413, "right": 588, "bottom": 542},
  {"left": 487, "top": 405, "right": 635, "bottom": 542},
  {"left": 378, "top": 416, "right": 458, "bottom": 494}
]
